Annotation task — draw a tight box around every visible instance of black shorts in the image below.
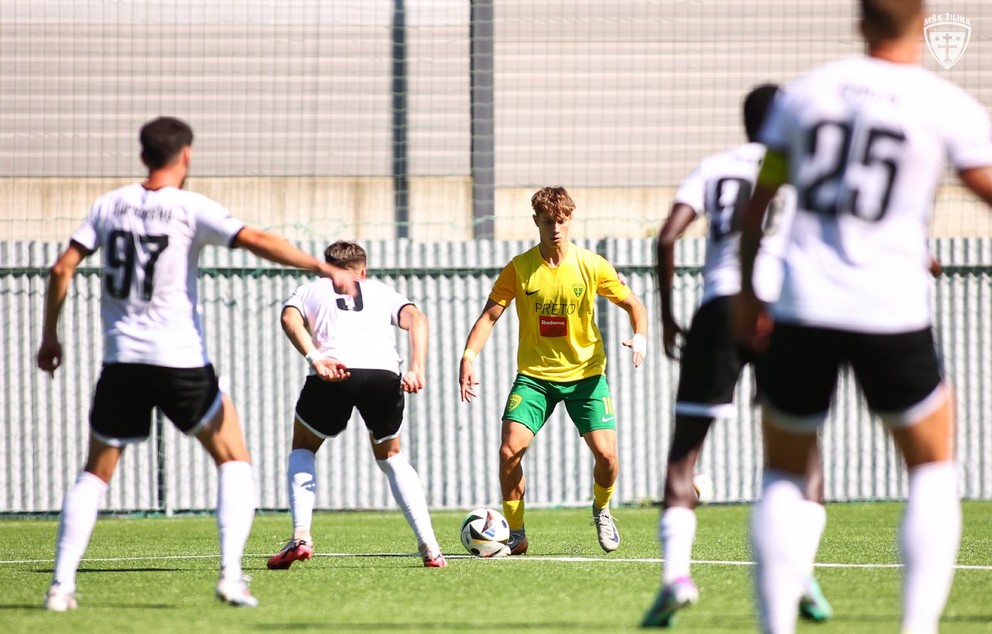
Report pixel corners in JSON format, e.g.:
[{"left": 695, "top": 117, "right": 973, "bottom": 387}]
[
  {"left": 675, "top": 296, "right": 755, "bottom": 417},
  {"left": 90, "top": 363, "right": 223, "bottom": 445},
  {"left": 295, "top": 369, "right": 404, "bottom": 442},
  {"left": 756, "top": 323, "right": 943, "bottom": 428}
]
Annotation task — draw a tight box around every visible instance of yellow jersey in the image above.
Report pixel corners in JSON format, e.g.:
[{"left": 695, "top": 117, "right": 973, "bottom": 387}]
[{"left": 489, "top": 243, "right": 631, "bottom": 382}]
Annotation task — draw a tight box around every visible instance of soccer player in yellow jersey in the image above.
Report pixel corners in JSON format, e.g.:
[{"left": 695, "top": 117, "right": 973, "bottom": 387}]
[{"left": 459, "top": 186, "right": 648, "bottom": 554}]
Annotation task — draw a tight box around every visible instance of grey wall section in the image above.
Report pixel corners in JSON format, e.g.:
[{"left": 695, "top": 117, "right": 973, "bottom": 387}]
[{"left": 2, "top": 237, "right": 991, "bottom": 513}]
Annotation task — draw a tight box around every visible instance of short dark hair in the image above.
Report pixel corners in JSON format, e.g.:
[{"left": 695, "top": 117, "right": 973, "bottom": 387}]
[
  {"left": 743, "top": 84, "right": 781, "bottom": 142},
  {"left": 140, "top": 117, "right": 194, "bottom": 169},
  {"left": 323, "top": 240, "right": 367, "bottom": 270},
  {"left": 861, "top": 0, "right": 923, "bottom": 41}
]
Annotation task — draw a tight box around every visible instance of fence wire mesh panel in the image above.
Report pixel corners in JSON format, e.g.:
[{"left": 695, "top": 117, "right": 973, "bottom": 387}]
[
  {"left": 2, "top": 2, "right": 992, "bottom": 512},
  {"left": 2, "top": 238, "right": 990, "bottom": 512}
]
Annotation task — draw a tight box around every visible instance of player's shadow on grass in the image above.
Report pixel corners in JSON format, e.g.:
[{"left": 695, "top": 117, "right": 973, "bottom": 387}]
[
  {"left": 944, "top": 615, "right": 992, "bottom": 624},
  {"left": 32, "top": 567, "right": 185, "bottom": 574},
  {"left": 252, "top": 623, "right": 641, "bottom": 631},
  {"left": 0, "top": 603, "right": 180, "bottom": 611},
  {"left": 246, "top": 553, "right": 432, "bottom": 571}
]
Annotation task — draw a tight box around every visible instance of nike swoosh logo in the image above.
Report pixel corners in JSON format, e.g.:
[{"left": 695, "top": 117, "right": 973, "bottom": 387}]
[
  {"left": 525, "top": 289, "right": 539, "bottom": 295},
  {"left": 601, "top": 416, "right": 614, "bottom": 423}
]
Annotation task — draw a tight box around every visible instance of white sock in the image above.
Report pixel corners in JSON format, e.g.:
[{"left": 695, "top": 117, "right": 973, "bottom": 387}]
[
  {"left": 901, "top": 461, "right": 960, "bottom": 634},
  {"left": 751, "top": 470, "right": 808, "bottom": 634},
  {"left": 217, "top": 461, "right": 255, "bottom": 579},
  {"left": 798, "top": 500, "right": 827, "bottom": 580},
  {"left": 288, "top": 449, "right": 317, "bottom": 541},
  {"left": 660, "top": 506, "right": 697, "bottom": 583},
  {"left": 52, "top": 471, "right": 108, "bottom": 591},
  {"left": 376, "top": 452, "right": 439, "bottom": 554}
]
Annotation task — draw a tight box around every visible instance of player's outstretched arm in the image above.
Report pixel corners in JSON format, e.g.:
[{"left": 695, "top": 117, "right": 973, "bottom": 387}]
[
  {"left": 618, "top": 293, "right": 649, "bottom": 368},
  {"left": 959, "top": 166, "right": 992, "bottom": 207},
  {"left": 459, "top": 299, "right": 505, "bottom": 402},
  {"left": 656, "top": 203, "right": 697, "bottom": 360},
  {"left": 398, "top": 304, "right": 428, "bottom": 394},
  {"left": 280, "top": 306, "right": 350, "bottom": 382},
  {"left": 233, "top": 226, "right": 356, "bottom": 294},
  {"left": 37, "top": 243, "right": 87, "bottom": 377}
]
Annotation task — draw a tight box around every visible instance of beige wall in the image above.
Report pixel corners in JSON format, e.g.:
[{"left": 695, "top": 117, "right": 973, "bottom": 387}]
[{"left": 3, "top": 178, "right": 987, "bottom": 245}]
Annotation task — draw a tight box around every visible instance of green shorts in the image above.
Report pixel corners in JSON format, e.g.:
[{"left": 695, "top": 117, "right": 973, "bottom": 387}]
[{"left": 502, "top": 373, "right": 616, "bottom": 436}]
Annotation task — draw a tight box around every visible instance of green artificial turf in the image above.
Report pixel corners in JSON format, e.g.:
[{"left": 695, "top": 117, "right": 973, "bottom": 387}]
[{"left": 0, "top": 502, "right": 989, "bottom": 632}]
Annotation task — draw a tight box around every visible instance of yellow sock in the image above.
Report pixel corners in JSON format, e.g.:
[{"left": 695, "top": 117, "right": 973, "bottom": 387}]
[
  {"left": 503, "top": 499, "right": 525, "bottom": 530},
  {"left": 593, "top": 482, "right": 615, "bottom": 511}
]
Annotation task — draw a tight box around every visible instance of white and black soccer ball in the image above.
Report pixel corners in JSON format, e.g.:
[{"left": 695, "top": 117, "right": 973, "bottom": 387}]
[
  {"left": 693, "top": 472, "right": 715, "bottom": 504},
  {"left": 460, "top": 507, "right": 511, "bottom": 558}
]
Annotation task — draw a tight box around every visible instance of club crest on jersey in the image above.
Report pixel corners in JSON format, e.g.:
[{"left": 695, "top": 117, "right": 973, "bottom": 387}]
[
  {"left": 924, "top": 13, "right": 971, "bottom": 70},
  {"left": 572, "top": 285, "right": 584, "bottom": 298},
  {"left": 507, "top": 394, "right": 523, "bottom": 412}
]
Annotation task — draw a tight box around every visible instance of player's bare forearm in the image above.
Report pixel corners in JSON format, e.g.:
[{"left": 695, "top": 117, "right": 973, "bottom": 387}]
[
  {"left": 38, "top": 245, "right": 86, "bottom": 375},
  {"left": 280, "top": 306, "right": 313, "bottom": 357},
  {"left": 236, "top": 229, "right": 356, "bottom": 294},
  {"left": 735, "top": 186, "right": 776, "bottom": 351},
  {"left": 459, "top": 300, "right": 504, "bottom": 402},
  {"left": 462, "top": 300, "right": 504, "bottom": 357},
  {"left": 959, "top": 166, "right": 992, "bottom": 207},
  {"left": 741, "top": 151, "right": 787, "bottom": 295},
  {"left": 617, "top": 294, "right": 648, "bottom": 337},
  {"left": 618, "top": 294, "right": 649, "bottom": 367},
  {"left": 234, "top": 226, "right": 322, "bottom": 271},
  {"left": 399, "top": 304, "right": 429, "bottom": 374},
  {"left": 735, "top": 151, "right": 783, "bottom": 352},
  {"left": 42, "top": 268, "right": 71, "bottom": 341},
  {"left": 656, "top": 203, "right": 696, "bottom": 323}
]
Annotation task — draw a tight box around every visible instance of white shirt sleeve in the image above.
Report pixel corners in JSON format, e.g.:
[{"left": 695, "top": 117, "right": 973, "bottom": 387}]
[
  {"left": 193, "top": 195, "right": 246, "bottom": 247},
  {"left": 673, "top": 163, "right": 706, "bottom": 212},
  {"left": 385, "top": 283, "right": 413, "bottom": 327},
  {"left": 69, "top": 199, "right": 104, "bottom": 252},
  {"left": 283, "top": 284, "right": 308, "bottom": 316},
  {"left": 942, "top": 89, "right": 992, "bottom": 170}
]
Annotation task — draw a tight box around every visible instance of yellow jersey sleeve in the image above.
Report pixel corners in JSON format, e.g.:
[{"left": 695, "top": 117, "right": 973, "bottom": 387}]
[
  {"left": 595, "top": 254, "right": 632, "bottom": 304},
  {"left": 489, "top": 261, "right": 517, "bottom": 307}
]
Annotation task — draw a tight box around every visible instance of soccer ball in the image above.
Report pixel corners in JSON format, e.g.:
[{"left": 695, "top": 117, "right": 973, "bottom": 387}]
[
  {"left": 693, "top": 472, "right": 715, "bottom": 504},
  {"left": 460, "top": 507, "right": 511, "bottom": 558}
]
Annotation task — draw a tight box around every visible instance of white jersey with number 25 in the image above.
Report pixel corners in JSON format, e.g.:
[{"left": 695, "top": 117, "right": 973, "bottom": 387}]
[{"left": 760, "top": 56, "right": 992, "bottom": 333}]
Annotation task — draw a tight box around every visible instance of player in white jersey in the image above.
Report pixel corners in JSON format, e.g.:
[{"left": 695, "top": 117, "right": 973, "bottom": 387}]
[
  {"left": 643, "top": 85, "right": 831, "bottom": 628},
  {"left": 37, "top": 117, "right": 354, "bottom": 611},
  {"left": 734, "top": 2, "right": 992, "bottom": 632},
  {"left": 266, "top": 241, "right": 447, "bottom": 570}
]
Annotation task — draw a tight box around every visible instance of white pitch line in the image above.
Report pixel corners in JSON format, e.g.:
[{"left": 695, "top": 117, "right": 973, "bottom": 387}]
[{"left": 1, "top": 552, "right": 991, "bottom": 571}]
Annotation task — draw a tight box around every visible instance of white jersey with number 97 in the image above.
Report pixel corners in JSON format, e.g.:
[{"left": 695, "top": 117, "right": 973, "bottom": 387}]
[
  {"left": 760, "top": 56, "right": 992, "bottom": 333},
  {"left": 71, "top": 183, "right": 245, "bottom": 367}
]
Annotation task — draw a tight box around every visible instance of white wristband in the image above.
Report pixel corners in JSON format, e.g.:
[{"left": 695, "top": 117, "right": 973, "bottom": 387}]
[
  {"left": 631, "top": 333, "right": 647, "bottom": 355},
  {"left": 304, "top": 350, "right": 325, "bottom": 366}
]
